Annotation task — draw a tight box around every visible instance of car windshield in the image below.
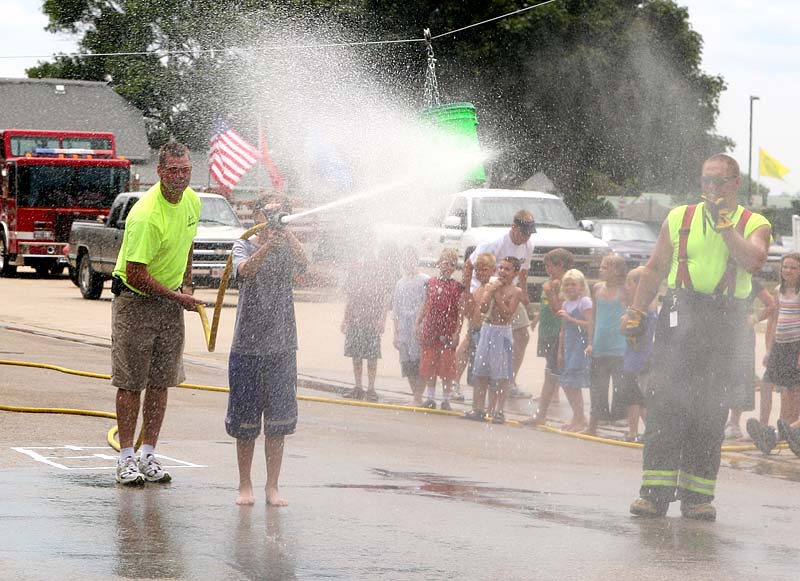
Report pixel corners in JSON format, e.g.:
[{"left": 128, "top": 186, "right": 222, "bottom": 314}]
[
  {"left": 472, "top": 197, "right": 577, "bottom": 229},
  {"left": 15, "top": 164, "right": 129, "bottom": 209},
  {"left": 598, "top": 222, "right": 657, "bottom": 243},
  {"left": 200, "top": 196, "right": 242, "bottom": 227}
]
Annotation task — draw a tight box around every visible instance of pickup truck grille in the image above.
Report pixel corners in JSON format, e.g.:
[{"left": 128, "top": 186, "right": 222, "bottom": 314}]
[{"left": 193, "top": 240, "right": 234, "bottom": 265}]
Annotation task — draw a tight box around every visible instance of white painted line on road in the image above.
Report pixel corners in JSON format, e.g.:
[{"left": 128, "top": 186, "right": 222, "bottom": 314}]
[
  {"left": 10, "top": 445, "right": 207, "bottom": 470},
  {"left": 12, "top": 447, "right": 69, "bottom": 470}
]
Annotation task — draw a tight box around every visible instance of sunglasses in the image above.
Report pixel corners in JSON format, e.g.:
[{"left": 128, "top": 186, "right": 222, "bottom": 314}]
[
  {"left": 514, "top": 219, "right": 536, "bottom": 235},
  {"left": 701, "top": 175, "right": 736, "bottom": 187},
  {"left": 162, "top": 166, "right": 192, "bottom": 175}
]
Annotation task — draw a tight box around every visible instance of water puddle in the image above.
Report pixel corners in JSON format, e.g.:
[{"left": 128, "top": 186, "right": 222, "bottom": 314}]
[{"left": 723, "top": 452, "right": 800, "bottom": 482}]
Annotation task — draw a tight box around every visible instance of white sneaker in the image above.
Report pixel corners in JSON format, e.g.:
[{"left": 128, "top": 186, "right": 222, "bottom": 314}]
[
  {"left": 116, "top": 457, "right": 144, "bottom": 485},
  {"left": 137, "top": 454, "right": 172, "bottom": 483},
  {"left": 724, "top": 423, "right": 742, "bottom": 439}
]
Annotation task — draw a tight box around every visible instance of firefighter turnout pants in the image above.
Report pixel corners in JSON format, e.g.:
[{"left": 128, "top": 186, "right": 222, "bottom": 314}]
[{"left": 639, "top": 289, "right": 750, "bottom": 505}]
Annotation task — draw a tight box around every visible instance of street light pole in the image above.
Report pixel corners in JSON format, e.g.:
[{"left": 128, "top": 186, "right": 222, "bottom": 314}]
[{"left": 748, "top": 95, "right": 760, "bottom": 206}]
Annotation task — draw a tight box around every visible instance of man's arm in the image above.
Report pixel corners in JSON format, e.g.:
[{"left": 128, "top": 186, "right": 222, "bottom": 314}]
[
  {"left": 632, "top": 219, "right": 674, "bottom": 312},
  {"left": 126, "top": 261, "right": 203, "bottom": 311},
  {"left": 182, "top": 247, "right": 193, "bottom": 292},
  {"left": 461, "top": 257, "right": 474, "bottom": 293},
  {"left": 721, "top": 224, "right": 770, "bottom": 274},
  {"left": 517, "top": 268, "right": 529, "bottom": 305}
]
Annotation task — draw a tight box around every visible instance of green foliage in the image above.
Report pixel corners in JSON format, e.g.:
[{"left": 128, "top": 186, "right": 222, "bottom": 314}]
[
  {"left": 737, "top": 174, "right": 770, "bottom": 205},
  {"left": 758, "top": 207, "right": 791, "bottom": 237},
  {"left": 31, "top": 0, "right": 729, "bottom": 203}
]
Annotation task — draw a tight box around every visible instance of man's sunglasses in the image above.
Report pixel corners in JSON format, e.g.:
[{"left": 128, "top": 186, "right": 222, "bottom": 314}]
[
  {"left": 701, "top": 175, "right": 737, "bottom": 187},
  {"left": 514, "top": 219, "right": 537, "bottom": 235}
]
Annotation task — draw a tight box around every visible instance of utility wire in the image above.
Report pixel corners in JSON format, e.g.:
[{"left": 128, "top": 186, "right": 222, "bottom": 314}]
[{"left": 0, "top": 0, "right": 559, "bottom": 62}]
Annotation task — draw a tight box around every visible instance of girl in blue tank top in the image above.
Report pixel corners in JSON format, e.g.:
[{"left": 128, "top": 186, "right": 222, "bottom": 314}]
[{"left": 586, "top": 255, "right": 628, "bottom": 435}]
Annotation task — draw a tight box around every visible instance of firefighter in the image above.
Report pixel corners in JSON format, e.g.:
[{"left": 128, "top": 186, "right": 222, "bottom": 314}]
[{"left": 623, "top": 153, "right": 770, "bottom": 521}]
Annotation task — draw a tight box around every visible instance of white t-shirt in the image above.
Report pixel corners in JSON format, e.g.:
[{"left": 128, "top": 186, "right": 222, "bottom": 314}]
[{"left": 469, "top": 233, "right": 534, "bottom": 291}]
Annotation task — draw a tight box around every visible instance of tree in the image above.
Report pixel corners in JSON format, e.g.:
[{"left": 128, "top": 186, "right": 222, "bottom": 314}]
[{"left": 31, "top": 0, "right": 729, "bottom": 214}]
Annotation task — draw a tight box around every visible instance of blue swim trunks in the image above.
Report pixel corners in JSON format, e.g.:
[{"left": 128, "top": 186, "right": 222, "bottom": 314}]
[{"left": 226, "top": 350, "right": 298, "bottom": 439}]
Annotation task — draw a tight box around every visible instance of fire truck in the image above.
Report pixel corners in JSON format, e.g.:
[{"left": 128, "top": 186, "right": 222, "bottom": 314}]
[{"left": 0, "top": 129, "right": 130, "bottom": 276}]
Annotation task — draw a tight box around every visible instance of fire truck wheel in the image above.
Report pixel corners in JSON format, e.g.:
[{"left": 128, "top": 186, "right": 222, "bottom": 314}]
[
  {"left": 78, "top": 254, "right": 103, "bottom": 300},
  {"left": 0, "top": 234, "right": 17, "bottom": 278}
]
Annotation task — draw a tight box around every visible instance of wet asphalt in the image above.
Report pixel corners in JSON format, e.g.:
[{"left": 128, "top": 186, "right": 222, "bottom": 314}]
[{"left": 1, "top": 276, "right": 799, "bottom": 579}]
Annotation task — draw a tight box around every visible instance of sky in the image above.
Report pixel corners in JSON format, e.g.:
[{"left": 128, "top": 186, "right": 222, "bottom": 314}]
[{"left": 0, "top": 0, "right": 798, "bottom": 197}]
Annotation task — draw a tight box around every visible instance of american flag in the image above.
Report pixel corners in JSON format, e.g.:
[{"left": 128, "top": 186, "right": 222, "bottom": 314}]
[{"left": 209, "top": 117, "right": 259, "bottom": 192}]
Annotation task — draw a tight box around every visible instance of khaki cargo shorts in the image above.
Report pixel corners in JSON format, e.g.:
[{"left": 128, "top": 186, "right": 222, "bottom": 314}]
[
  {"left": 111, "top": 291, "right": 186, "bottom": 391},
  {"left": 511, "top": 302, "right": 530, "bottom": 331}
]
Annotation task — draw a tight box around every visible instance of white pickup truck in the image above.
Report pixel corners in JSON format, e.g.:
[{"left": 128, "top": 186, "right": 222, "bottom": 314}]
[{"left": 408, "top": 189, "right": 610, "bottom": 298}]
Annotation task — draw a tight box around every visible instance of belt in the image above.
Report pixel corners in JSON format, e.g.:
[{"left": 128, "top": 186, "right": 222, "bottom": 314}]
[{"left": 112, "top": 275, "right": 180, "bottom": 297}]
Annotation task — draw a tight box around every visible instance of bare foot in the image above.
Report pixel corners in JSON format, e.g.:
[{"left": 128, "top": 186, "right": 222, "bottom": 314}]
[
  {"left": 562, "top": 421, "right": 587, "bottom": 433},
  {"left": 266, "top": 486, "right": 288, "bottom": 507},
  {"left": 412, "top": 398, "right": 424, "bottom": 407},
  {"left": 236, "top": 480, "right": 255, "bottom": 505}
]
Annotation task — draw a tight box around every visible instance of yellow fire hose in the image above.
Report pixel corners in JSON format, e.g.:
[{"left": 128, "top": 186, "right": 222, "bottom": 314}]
[{"left": 0, "top": 358, "right": 782, "bottom": 455}]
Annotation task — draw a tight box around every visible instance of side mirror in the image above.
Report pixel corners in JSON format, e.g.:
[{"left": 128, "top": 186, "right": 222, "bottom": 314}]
[
  {"left": 443, "top": 215, "right": 465, "bottom": 229},
  {"left": 578, "top": 219, "right": 594, "bottom": 232}
]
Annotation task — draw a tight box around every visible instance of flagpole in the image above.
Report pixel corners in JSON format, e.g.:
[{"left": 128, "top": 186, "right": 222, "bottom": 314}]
[{"left": 756, "top": 148, "right": 762, "bottom": 208}]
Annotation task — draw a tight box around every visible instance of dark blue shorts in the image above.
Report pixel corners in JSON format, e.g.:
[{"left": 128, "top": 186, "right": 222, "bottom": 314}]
[{"left": 226, "top": 351, "right": 298, "bottom": 439}]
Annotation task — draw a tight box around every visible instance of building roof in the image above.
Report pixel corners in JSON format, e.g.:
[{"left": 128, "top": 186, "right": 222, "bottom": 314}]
[{"left": 0, "top": 77, "right": 150, "bottom": 163}]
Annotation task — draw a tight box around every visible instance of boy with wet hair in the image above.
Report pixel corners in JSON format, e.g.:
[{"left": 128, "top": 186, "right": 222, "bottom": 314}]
[
  {"left": 392, "top": 246, "right": 430, "bottom": 406},
  {"left": 226, "top": 194, "right": 307, "bottom": 506},
  {"left": 462, "top": 252, "right": 497, "bottom": 420},
  {"left": 416, "top": 248, "right": 464, "bottom": 410},
  {"left": 471, "top": 256, "right": 524, "bottom": 423},
  {"left": 525, "top": 248, "right": 574, "bottom": 426}
]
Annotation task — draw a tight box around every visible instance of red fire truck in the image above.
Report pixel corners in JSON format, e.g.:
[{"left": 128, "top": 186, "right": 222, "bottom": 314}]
[{"left": 0, "top": 129, "right": 130, "bottom": 276}]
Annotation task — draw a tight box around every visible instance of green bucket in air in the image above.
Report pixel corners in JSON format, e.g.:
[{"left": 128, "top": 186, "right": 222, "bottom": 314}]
[{"left": 420, "top": 102, "right": 486, "bottom": 185}]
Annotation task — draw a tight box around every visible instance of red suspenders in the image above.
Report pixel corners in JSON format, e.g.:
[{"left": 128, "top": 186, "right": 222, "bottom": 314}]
[
  {"left": 674, "top": 204, "right": 752, "bottom": 295},
  {"left": 675, "top": 204, "right": 697, "bottom": 290}
]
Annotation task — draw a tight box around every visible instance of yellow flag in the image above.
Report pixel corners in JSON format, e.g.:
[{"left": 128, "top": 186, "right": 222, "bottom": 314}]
[{"left": 759, "top": 148, "right": 790, "bottom": 180}]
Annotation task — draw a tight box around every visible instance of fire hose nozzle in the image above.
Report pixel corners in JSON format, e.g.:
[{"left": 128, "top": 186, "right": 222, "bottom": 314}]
[{"left": 265, "top": 211, "right": 290, "bottom": 229}]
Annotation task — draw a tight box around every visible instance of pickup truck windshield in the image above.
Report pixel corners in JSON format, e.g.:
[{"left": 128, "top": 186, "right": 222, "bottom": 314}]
[
  {"left": 200, "top": 196, "right": 242, "bottom": 227},
  {"left": 472, "top": 197, "right": 577, "bottom": 229},
  {"left": 10, "top": 136, "right": 112, "bottom": 156},
  {"left": 15, "top": 165, "right": 129, "bottom": 209}
]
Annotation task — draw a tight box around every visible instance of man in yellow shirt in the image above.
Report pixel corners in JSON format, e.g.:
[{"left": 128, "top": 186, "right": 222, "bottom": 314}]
[
  {"left": 624, "top": 153, "right": 770, "bottom": 521},
  {"left": 111, "top": 141, "right": 205, "bottom": 485}
]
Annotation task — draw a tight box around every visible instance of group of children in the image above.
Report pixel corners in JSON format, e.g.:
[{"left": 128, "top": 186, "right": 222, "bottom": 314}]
[
  {"left": 524, "top": 251, "right": 656, "bottom": 440},
  {"left": 342, "top": 245, "right": 525, "bottom": 422},
  {"left": 341, "top": 243, "right": 800, "bottom": 455},
  {"left": 341, "top": 243, "right": 655, "bottom": 433}
]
